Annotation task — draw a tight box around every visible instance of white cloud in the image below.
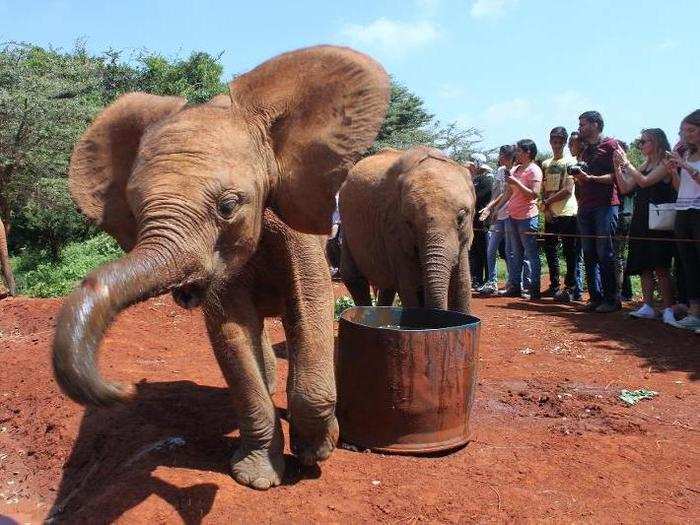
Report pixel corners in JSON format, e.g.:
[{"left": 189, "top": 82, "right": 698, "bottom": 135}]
[
  {"left": 338, "top": 18, "right": 440, "bottom": 57},
  {"left": 470, "top": 0, "right": 518, "bottom": 19},
  {"left": 657, "top": 38, "right": 678, "bottom": 50},
  {"left": 483, "top": 97, "right": 533, "bottom": 125}
]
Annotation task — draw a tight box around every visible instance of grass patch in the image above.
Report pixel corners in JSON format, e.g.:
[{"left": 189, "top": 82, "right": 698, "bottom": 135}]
[{"left": 11, "top": 233, "right": 123, "bottom": 298}]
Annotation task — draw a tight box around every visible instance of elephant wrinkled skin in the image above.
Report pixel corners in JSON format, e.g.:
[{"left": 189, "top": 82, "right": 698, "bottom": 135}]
[
  {"left": 339, "top": 147, "right": 475, "bottom": 313},
  {"left": 51, "top": 46, "right": 389, "bottom": 490}
]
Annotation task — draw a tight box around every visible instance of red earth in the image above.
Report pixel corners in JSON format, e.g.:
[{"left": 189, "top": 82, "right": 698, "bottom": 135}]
[{"left": 0, "top": 285, "right": 698, "bottom": 523}]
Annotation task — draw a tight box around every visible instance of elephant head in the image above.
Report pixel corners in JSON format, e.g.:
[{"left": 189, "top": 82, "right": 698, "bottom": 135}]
[
  {"left": 52, "top": 46, "right": 389, "bottom": 407},
  {"left": 394, "top": 147, "right": 475, "bottom": 310}
]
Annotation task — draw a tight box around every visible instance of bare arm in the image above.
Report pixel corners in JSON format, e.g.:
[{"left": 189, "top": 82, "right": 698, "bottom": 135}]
[
  {"left": 544, "top": 176, "right": 574, "bottom": 206},
  {"left": 614, "top": 163, "right": 637, "bottom": 194}
]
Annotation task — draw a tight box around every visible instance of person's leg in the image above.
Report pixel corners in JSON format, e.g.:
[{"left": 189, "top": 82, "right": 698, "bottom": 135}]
[
  {"left": 543, "top": 218, "right": 560, "bottom": 293},
  {"left": 674, "top": 210, "right": 700, "bottom": 323},
  {"left": 577, "top": 209, "right": 602, "bottom": 304},
  {"left": 505, "top": 218, "right": 524, "bottom": 294},
  {"left": 594, "top": 205, "right": 620, "bottom": 309},
  {"left": 560, "top": 216, "right": 578, "bottom": 290},
  {"left": 519, "top": 216, "right": 541, "bottom": 298},
  {"left": 485, "top": 220, "right": 504, "bottom": 288},
  {"left": 656, "top": 267, "right": 675, "bottom": 309}
]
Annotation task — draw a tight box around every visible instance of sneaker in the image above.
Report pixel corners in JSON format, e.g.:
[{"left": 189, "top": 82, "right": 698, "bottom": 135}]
[
  {"left": 478, "top": 283, "right": 498, "bottom": 296},
  {"left": 661, "top": 307, "right": 675, "bottom": 325},
  {"left": 582, "top": 301, "right": 602, "bottom": 312},
  {"left": 669, "top": 315, "right": 700, "bottom": 331},
  {"left": 542, "top": 286, "right": 560, "bottom": 297},
  {"left": 595, "top": 300, "right": 622, "bottom": 313},
  {"left": 553, "top": 289, "right": 572, "bottom": 303},
  {"left": 629, "top": 303, "right": 657, "bottom": 319},
  {"left": 498, "top": 287, "right": 522, "bottom": 298}
]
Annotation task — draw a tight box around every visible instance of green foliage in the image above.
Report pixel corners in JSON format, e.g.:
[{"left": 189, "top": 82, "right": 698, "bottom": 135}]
[
  {"left": 134, "top": 51, "right": 227, "bottom": 104},
  {"left": 12, "top": 177, "right": 95, "bottom": 258},
  {"left": 11, "top": 233, "right": 123, "bottom": 297},
  {"left": 372, "top": 79, "right": 483, "bottom": 161},
  {"left": 334, "top": 296, "right": 355, "bottom": 320}
]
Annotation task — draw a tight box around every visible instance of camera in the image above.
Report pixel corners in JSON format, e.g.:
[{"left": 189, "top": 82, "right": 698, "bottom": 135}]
[{"left": 568, "top": 161, "right": 588, "bottom": 175}]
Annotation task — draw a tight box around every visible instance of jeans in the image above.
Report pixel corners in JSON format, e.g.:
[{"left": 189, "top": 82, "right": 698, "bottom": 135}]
[
  {"left": 543, "top": 215, "right": 582, "bottom": 293},
  {"left": 507, "top": 216, "right": 540, "bottom": 295},
  {"left": 577, "top": 205, "right": 619, "bottom": 304},
  {"left": 504, "top": 218, "right": 530, "bottom": 290},
  {"left": 485, "top": 219, "right": 507, "bottom": 285}
]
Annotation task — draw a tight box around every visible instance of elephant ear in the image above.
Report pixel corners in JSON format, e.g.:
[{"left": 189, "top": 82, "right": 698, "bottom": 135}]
[
  {"left": 69, "top": 93, "right": 187, "bottom": 251},
  {"left": 229, "top": 45, "right": 390, "bottom": 234}
]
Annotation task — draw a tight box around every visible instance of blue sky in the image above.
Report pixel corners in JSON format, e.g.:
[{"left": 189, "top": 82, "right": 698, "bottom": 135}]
[{"left": 1, "top": 0, "right": 697, "bottom": 153}]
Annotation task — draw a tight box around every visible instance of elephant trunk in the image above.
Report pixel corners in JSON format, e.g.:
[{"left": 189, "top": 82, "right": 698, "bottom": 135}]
[
  {"left": 420, "top": 231, "right": 457, "bottom": 311},
  {"left": 52, "top": 246, "right": 193, "bottom": 407},
  {"left": 0, "top": 219, "right": 16, "bottom": 296}
]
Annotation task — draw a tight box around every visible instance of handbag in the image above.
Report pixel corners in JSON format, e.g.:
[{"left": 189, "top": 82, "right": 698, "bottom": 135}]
[{"left": 648, "top": 202, "right": 676, "bottom": 231}]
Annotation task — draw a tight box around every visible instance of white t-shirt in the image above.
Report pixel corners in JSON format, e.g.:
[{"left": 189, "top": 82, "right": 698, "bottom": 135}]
[{"left": 676, "top": 159, "right": 700, "bottom": 210}]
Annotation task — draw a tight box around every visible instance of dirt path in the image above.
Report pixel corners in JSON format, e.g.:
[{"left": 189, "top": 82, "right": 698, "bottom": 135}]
[{"left": 1, "top": 290, "right": 698, "bottom": 523}]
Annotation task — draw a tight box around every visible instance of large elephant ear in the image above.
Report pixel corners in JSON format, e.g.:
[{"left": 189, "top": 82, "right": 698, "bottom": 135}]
[
  {"left": 69, "top": 93, "right": 187, "bottom": 251},
  {"left": 229, "top": 45, "right": 390, "bottom": 234}
]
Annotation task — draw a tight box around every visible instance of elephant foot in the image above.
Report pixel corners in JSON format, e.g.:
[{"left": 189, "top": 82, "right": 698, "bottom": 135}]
[
  {"left": 291, "top": 416, "right": 339, "bottom": 466},
  {"left": 231, "top": 445, "right": 285, "bottom": 490}
]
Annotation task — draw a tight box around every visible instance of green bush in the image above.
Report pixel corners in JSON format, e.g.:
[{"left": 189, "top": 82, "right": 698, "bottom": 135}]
[
  {"left": 334, "top": 296, "right": 355, "bottom": 320},
  {"left": 11, "top": 233, "right": 123, "bottom": 297},
  {"left": 11, "top": 177, "right": 97, "bottom": 258}
]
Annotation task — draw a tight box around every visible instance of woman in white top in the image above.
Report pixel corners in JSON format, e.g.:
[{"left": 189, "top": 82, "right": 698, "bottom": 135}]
[{"left": 664, "top": 109, "right": 700, "bottom": 331}]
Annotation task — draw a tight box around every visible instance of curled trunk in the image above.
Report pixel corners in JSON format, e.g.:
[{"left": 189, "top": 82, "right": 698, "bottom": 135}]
[{"left": 52, "top": 247, "right": 191, "bottom": 407}]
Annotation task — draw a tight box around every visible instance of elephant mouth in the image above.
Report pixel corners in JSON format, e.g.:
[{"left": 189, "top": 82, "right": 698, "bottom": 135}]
[{"left": 172, "top": 280, "right": 207, "bottom": 309}]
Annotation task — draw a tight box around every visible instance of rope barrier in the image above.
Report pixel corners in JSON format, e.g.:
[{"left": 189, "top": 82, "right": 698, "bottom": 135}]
[{"left": 472, "top": 226, "right": 699, "bottom": 243}]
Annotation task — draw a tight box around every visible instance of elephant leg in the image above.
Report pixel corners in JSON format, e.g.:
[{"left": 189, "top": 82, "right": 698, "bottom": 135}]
[
  {"left": 282, "top": 256, "right": 338, "bottom": 466},
  {"left": 339, "top": 235, "right": 371, "bottom": 306},
  {"left": 259, "top": 327, "right": 277, "bottom": 395},
  {"left": 448, "top": 247, "right": 472, "bottom": 313},
  {"left": 377, "top": 288, "right": 396, "bottom": 306},
  {"left": 204, "top": 297, "right": 284, "bottom": 490}
]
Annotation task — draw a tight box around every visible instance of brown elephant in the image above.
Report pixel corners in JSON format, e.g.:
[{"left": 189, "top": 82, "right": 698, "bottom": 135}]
[
  {"left": 51, "top": 46, "right": 390, "bottom": 490},
  {"left": 0, "top": 217, "right": 16, "bottom": 297},
  {"left": 339, "top": 147, "right": 475, "bottom": 313}
]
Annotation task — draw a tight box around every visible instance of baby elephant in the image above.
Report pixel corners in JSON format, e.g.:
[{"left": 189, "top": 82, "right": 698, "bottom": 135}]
[{"left": 339, "top": 147, "right": 475, "bottom": 313}]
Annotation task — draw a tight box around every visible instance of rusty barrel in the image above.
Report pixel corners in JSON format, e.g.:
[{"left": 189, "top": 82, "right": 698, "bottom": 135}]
[{"left": 336, "top": 306, "right": 480, "bottom": 454}]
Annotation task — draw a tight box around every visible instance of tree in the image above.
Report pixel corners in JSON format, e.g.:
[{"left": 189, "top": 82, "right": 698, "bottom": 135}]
[
  {"left": 372, "top": 80, "right": 483, "bottom": 161},
  {"left": 134, "top": 51, "right": 227, "bottom": 104},
  {"left": 0, "top": 42, "right": 103, "bottom": 241}
]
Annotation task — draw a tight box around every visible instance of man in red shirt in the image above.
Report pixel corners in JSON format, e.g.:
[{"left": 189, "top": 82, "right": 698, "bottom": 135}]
[{"left": 574, "top": 111, "right": 621, "bottom": 313}]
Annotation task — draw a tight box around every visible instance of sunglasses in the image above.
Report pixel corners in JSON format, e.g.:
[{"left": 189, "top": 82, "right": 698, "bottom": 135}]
[{"left": 638, "top": 138, "right": 650, "bottom": 145}]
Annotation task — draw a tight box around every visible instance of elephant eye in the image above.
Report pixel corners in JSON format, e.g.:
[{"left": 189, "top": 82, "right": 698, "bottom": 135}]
[
  {"left": 217, "top": 195, "right": 241, "bottom": 219},
  {"left": 456, "top": 208, "right": 468, "bottom": 227}
]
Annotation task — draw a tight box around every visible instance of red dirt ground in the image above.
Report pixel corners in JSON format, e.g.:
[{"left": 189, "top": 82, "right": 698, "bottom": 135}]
[{"left": 1, "top": 286, "right": 698, "bottom": 524}]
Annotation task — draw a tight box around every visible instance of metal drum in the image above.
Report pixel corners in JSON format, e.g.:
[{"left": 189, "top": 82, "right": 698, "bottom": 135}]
[{"left": 336, "top": 306, "right": 480, "bottom": 454}]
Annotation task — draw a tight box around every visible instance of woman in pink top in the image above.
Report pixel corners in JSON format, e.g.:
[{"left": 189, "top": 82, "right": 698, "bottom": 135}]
[{"left": 502, "top": 139, "right": 543, "bottom": 299}]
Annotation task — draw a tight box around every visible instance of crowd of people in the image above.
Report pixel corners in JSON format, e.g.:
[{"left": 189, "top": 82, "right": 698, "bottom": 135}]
[{"left": 467, "top": 109, "right": 700, "bottom": 333}]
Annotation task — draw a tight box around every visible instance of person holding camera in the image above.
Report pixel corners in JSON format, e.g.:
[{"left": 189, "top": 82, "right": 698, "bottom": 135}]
[
  {"left": 541, "top": 127, "right": 581, "bottom": 302},
  {"left": 663, "top": 110, "right": 700, "bottom": 332},
  {"left": 478, "top": 145, "right": 516, "bottom": 295},
  {"left": 613, "top": 129, "right": 677, "bottom": 324},
  {"left": 502, "top": 139, "right": 543, "bottom": 300},
  {"left": 575, "top": 111, "right": 622, "bottom": 313}
]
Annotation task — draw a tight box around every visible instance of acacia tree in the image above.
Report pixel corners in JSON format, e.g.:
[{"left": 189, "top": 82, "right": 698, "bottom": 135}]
[
  {"left": 372, "top": 80, "right": 483, "bottom": 161},
  {"left": 1, "top": 42, "right": 228, "bottom": 257}
]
